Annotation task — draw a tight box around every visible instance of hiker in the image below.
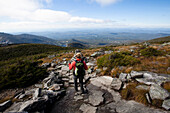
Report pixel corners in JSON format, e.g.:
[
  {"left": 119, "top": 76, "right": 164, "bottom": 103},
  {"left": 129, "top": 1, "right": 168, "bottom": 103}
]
[
  {"left": 69, "top": 53, "right": 88, "bottom": 94},
  {"left": 71, "top": 49, "right": 88, "bottom": 63}
]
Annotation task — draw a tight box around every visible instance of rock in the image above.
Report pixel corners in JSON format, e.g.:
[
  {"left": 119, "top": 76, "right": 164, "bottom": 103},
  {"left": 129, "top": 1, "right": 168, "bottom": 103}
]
[
  {"left": 95, "top": 69, "right": 101, "bottom": 74},
  {"left": 4, "top": 102, "right": 23, "bottom": 112},
  {"left": 119, "top": 73, "right": 127, "bottom": 82},
  {"left": 130, "top": 71, "right": 143, "bottom": 78},
  {"left": 48, "top": 54, "right": 55, "bottom": 58},
  {"left": 136, "top": 85, "right": 150, "bottom": 90},
  {"left": 88, "top": 68, "right": 93, "bottom": 74},
  {"left": 91, "top": 76, "right": 113, "bottom": 87},
  {"left": 25, "top": 89, "right": 35, "bottom": 96},
  {"left": 49, "top": 84, "right": 60, "bottom": 91},
  {"left": 126, "top": 74, "right": 131, "bottom": 80},
  {"left": 88, "top": 90, "right": 104, "bottom": 106},
  {"left": 0, "top": 100, "right": 12, "bottom": 112},
  {"left": 18, "top": 94, "right": 26, "bottom": 99},
  {"left": 61, "top": 65, "right": 69, "bottom": 71},
  {"left": 35, "top": 84, "right": 43, "bottom": 88},
  {"left": 47, "top": 67, "right": 56, "bottom": 71},
  {"left": 51, "top": 63, "right": 57, "bottom": 68},
  {"left": 145, "top": 93, "right": 152, "bottom": 104},
  {"left": 19, "top": 98, "right": 46, "bottom": 112},
  {"left": 162, "top": 99, "right": 170, "bottom": 110},
  {"left": 149, "top": 84, "right": 170, "bottom": 100},
  {"left": 41, "top": 63, "right": 50, "bottom": 68},
  {"left": 136, "top": 72, "right": 170, "bottom": 85},
  {"left": 116, "top": 100, "right": 167, "bottom": 113},
  {"left": 33, "top": 88, "right": 41, "bottom": 100},
  {"left": 111, "top": 78, "right": 122, "bottom": 90},
  {"left": 79, "top": 103, "right": 97, "bottom": 113},
  {"left": 86, "top": 62, "right": 95, "bottom": 66},
  {"left": 103, "top": 67, "right": 107, "bottom": 71},
  {"left": 104, "top": 51, "right": 113, "bottom": 54},
  {"left": 74, "top": 95, "right": 83, "bottom": 101}
]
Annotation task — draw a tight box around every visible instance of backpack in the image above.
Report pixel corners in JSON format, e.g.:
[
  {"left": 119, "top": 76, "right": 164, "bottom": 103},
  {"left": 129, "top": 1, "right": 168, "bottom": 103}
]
[{"left": 75, "top": 60, "right": 85, "bottom": 76}]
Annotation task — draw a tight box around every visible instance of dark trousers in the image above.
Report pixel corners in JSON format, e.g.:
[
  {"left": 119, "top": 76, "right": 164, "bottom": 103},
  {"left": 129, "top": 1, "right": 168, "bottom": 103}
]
[{"left": 74, "top": 74, "right": 84, "bottom": 93}]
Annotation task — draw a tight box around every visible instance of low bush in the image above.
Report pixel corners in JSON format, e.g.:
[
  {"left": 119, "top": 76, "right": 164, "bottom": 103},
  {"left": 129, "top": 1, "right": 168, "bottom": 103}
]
[
  {"left": 140, "top": 47, "right": 164, "bottom": 57},
  {"left": 0, "top": 60, "right": 47, "bottom": 90},
  {"left": 97, "top": 52, "right": 140, "bottom": 71}
]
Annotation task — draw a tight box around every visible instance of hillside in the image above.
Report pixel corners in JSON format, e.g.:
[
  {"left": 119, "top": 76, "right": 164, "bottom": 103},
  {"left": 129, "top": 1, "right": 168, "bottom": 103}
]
[
  {"left": 0, "top": 42, "right": 170, "bottom": 112},
  {"left": 0, "top": 32, "right": 59, "bottom": 45},
  {"left": 0, "top": 44, "right": 74, "bottom": 90},
  {"left": 68, "top": 42, "right": 87, "bottom": 49},
  {"left": 147, "top": 36, "right": 170, "bottom": 44}
]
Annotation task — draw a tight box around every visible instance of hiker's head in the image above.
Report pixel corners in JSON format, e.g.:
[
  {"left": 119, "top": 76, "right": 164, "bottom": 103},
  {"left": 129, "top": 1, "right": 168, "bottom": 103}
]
[
  {"left": 75, "top": 49, "right": 81, "bottom": 53},
  {"left": 76, "top": 53, "right": 81, "bottom": 59}
]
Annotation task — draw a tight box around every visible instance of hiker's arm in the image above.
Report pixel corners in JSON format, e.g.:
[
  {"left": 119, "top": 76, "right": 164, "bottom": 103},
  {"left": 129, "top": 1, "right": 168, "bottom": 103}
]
[
  {"left": 69, "top": 61, "right": 75, "bottom": 70},
  {"left": 83, "top": 61, "right": 88, "bottom": 70}
]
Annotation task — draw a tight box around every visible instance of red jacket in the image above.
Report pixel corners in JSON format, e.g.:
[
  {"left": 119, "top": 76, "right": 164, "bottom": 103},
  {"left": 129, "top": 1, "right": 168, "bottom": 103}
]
[{"left": 69, "top": 58, "right": 88, "bottom": 70}]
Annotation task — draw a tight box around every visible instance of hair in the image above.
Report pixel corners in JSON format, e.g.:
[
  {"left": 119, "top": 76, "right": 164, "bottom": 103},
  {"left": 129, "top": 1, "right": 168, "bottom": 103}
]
[{"left": 76, "top": 53, "right": 81, "bottom": 58}]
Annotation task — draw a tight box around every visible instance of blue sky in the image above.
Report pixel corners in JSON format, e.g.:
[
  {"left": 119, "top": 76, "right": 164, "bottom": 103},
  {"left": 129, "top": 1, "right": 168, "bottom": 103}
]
[{"left": 0, "top": 0, "right": 170, "bottom": 32}]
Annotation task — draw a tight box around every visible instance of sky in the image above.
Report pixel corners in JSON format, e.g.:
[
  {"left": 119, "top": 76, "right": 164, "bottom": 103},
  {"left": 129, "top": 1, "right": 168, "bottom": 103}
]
[{"left": 0, "top": 0, "right": 170, "bottom": 32}]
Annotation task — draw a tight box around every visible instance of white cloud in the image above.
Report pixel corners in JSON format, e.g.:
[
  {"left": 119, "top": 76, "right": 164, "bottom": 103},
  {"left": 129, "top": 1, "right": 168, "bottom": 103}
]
[
  {"left": 91, "top": 0, "right": 121, "bottom": 6},
  {"left": 0, "top": 0, "right": 145, "bottom": 32},
  {"left": 69, "top": 17, "right": 104, "bottom": 23}
]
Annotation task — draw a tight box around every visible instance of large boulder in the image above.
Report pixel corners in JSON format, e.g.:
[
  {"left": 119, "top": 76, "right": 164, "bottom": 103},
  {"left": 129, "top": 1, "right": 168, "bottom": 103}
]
[
  {"left": 149, "top": 84, "right": 170, "bottom": 100},
  {"left": 79, "top": 103, "right": 97, "bottom": 113},
  {"left": 116, "top": 100, "right": 167, "bottom": 113},
  {"left": 33, "top": 88, "right": 41, "bottom": 100},
  {"left": 90, "top": 76, "right": 113, "bottom": 87},
  {"left": 130, "top": 71, "right": 143, "bottom": 78},
  {"left": 0, "top": 100, "right": 12, "bottom": 112},
  {"left": 119, "top": 73, "right": 127, "bottom": 82},
  {"left": 111, "top": 78, "right": 122, "bottom": 90},
  {"left": 162, "top": 99, "right": 170, "bottom": 110},
  {"left": 88, "top": 90, "right": 104, "bottom": 106},
  {"left": 41, "top": 63, "right": 51, "bottom": 68},
  {"left": 19, "top": 98, "right": 46, "bottom": 112},
  {"left": 136, "top": 72, "right": 170, "bottom": 85},
  {"left": 136, "top": 85, "right": 150, "bottom": 90}
]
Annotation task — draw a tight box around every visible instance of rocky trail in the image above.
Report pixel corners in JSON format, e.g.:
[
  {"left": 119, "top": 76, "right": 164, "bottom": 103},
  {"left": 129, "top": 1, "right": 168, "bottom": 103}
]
[{"left": 1, "top": 50, "right": 170, "bottom": 113}]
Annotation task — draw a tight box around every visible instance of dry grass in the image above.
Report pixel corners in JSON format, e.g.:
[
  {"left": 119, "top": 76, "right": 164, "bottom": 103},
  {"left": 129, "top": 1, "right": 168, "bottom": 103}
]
[
  {"left": 121, "top": 82, "right": 149, "bottom": 105},
  {"left": 0, "top": 96, "right": 12, "bottom": 104},
  {"left": 162, "top": 82, "right": 170, "bottom": 92},
  {"left": 134, "top": 56, "right": 170, "bottom": 74},
  {"left": 152, "top": 99, "right": 163, "bottom": 108}
]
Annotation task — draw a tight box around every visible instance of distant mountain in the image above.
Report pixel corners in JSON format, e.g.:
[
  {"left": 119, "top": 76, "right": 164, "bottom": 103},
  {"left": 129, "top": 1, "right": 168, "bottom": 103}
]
[
  {"left": 147, "top": 36, "right": 170, "bottom": 44},
  {"left": 68, "top": 42, "right": 86, "bottom": 49},
  {"left": 0, "top": 32, "right": 58, "bottom": 45}
]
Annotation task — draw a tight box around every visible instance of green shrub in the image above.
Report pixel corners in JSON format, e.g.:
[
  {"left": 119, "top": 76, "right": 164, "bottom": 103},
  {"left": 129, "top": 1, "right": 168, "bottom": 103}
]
[
  {"left": 140, "top": 47, "right": 164, "bottom": 57},
  {"left": 0, "top": 60, "right": 47, "bottom": 90},
  {"left": 97, "top": 52, "right": 140, "bottom": 70}
]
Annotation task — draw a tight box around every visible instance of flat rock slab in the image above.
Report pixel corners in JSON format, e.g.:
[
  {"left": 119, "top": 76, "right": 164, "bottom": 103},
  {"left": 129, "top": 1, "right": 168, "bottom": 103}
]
[
  {"left": 90, "top": 76, "right": 113, "bottom": 87},
  {"left": 119, "top": 73, "right": 127, "bottom": 82},
  {"left": 79, "top": 103, "right": 97, "bottom": 113},
  {"left": 116, "top": 100, "right": 168, "bottom": 113},
  {"left": 0, "top": 100, "right": 12, "bottom": 112},
  {"left": 88, "top": 90, "right": 104, "bottom": 106},
  {"left": 130, "top": 71, "right": 143, "bottom": 78},
  {"left": 162, "top": 99, "right": 170, "bottom": 110},
  {"left": 149, "top": 84, "right": 169, "bottom": 100},
  {"left": 111, "top": 78, "right": 122, "bottom": 90},
  {"left": 74, "top": 95, "right": 84, "bottom": 101},
  {"left": 136, "top": 85, "right": 150, "bottom": 90}
]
